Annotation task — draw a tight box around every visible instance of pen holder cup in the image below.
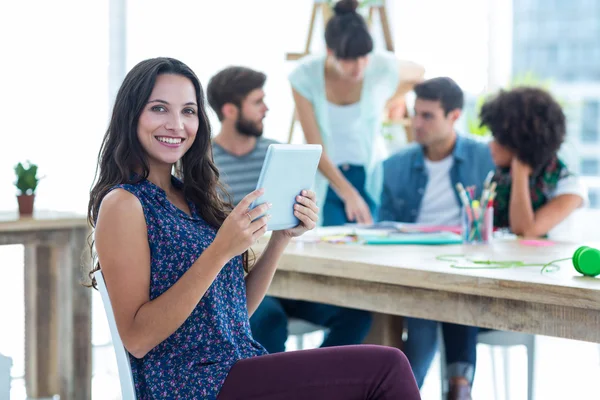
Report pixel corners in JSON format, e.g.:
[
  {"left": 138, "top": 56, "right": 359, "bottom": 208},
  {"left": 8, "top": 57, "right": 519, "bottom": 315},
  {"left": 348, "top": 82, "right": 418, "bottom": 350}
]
[{"left": 462, "top": 206, "right": 494, "bottom": 244}]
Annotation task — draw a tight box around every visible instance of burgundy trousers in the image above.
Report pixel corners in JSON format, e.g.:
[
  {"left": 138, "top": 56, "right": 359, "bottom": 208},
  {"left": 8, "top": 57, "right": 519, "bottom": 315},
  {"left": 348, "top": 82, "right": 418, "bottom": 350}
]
[{"left": 217, "top": 345, "right": 421, "bottom": 400}]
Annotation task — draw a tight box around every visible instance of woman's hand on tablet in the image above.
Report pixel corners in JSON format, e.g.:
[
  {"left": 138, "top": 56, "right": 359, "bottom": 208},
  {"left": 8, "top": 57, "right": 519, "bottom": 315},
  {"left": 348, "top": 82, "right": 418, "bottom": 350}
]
[
  {"left": 212, "top": 189, "right": 271, "bottom": 260},
  {"left": 276, "top": 190, "right": 319, "bottom": 238}
]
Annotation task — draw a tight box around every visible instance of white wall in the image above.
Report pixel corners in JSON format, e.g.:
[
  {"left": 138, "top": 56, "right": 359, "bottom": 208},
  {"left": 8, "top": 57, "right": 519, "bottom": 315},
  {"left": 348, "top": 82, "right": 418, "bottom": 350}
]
[{"left": 0, "top": 1, "right": 109, "bottom": 214}]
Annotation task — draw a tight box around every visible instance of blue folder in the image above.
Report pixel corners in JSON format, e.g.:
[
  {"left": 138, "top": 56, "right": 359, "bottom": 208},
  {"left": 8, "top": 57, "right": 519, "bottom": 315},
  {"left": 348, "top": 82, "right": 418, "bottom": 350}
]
[{"left": 360, "top": 232, "right": 462, "bottom": 245}]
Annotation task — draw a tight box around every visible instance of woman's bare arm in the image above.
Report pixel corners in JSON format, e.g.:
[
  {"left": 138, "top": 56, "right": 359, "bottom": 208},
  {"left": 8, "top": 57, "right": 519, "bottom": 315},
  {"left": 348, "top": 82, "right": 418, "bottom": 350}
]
[
  {"left": 95, "top": 189, "right": 229, "bottom": 358},
  {"left": 292, "top": 88, "right": 372, "bottom": 223}
]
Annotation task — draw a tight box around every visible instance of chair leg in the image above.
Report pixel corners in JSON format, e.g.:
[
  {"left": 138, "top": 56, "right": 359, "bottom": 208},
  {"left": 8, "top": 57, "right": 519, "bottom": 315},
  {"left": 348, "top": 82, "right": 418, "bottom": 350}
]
[
  {"left": 527, "top": 339, "right": 536, "bottom": 400},
  {"left": 490, "top": 347, "right": 500, "bottom": 400},
  {"left": 0, "top": 353, "right": 11, "bottom": 400},
  {"left": 440, "top": 351, "right": 447, "bottom": 398},
  {"left": 295, "top": 335, "right": 304, "bottom": 351},
  {"left": 502, "top": 348, "right": 510, "bottom": 400},
  {"left": 438, "top": 326, "right": 447, "bottom": 398}
]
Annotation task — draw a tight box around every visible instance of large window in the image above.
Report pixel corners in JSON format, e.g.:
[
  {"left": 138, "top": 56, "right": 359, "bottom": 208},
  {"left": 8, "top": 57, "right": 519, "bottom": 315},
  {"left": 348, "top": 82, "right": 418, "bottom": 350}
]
[
  {"left": 0, "top": 0, "right": 109, "bottom": 214},
  {"left": 589, "top": 189, "right": 599, "bottom": 208},
  {"left": 582, "top": 101, "right": 599, "bottom": 126},
  {"left": 581, "top": 127, "right": 599, "bottom": 143},
  {"left": 513, "top": 0, "right": 600, "bottom": 211},
  {"left": 581, "top": 158, "right": 600, "bottom": 175},
  {"left": 581, "top": 101, "right": 600, "bottom": 143},
  {"left": 0, "top": 2, "right": 109, "bottom": 397}
]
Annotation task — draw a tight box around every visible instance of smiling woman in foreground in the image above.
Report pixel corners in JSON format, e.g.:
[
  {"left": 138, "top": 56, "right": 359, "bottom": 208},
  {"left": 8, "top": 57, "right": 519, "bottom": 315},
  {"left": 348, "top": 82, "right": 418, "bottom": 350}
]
[{"left": 87, "top": 57, "right": 420, "bottom": 400}]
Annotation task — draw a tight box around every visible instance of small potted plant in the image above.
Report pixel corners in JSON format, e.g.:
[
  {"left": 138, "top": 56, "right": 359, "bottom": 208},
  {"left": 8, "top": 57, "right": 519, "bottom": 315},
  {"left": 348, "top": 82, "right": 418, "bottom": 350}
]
[{"left": 14, "top": 161, "right": 41, "bottom": 216}]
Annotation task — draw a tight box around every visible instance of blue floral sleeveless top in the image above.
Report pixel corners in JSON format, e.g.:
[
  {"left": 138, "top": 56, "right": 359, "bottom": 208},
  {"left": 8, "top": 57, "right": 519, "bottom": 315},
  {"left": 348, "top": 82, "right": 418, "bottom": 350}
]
[{"left": 110, "top": 177, "right": 267, "bottom": 399}]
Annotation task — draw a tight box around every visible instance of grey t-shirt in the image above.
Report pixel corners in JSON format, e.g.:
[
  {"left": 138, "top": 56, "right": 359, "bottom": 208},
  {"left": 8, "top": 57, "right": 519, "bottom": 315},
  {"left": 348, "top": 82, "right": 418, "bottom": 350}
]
[{"left": 212, "top": 137, "right": 279, "bottom": 205}]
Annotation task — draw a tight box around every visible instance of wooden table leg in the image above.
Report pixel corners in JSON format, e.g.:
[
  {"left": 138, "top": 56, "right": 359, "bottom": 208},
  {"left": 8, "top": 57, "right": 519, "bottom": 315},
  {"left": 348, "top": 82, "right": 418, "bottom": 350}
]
[
  {"left": 24, "top": 228, "right": 92, "bottom": 400},
  {"left": 363, "top": 313, "right": 405, "bottom": 350},
  {"left": 24, "top": 244, "right": 60, "bottom": 398},
  {"left": 57, "top": 229, "right": 92, "bottom": 400},
  {"left": 68, "top": 228, "right": 92, "bottom": 400}
]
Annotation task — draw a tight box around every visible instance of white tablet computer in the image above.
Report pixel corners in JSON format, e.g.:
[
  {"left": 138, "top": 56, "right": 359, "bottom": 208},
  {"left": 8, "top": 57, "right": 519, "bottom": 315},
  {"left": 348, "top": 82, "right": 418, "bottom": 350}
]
[{"left": 250, "top": 144, "right": 322, "bottom": 231}]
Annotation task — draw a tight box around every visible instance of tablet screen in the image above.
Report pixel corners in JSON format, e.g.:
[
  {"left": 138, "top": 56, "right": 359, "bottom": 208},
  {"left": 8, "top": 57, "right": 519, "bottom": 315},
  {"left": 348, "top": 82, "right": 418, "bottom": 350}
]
[{"left": 250, "top": 144, "right": 322, "bottom": 231}]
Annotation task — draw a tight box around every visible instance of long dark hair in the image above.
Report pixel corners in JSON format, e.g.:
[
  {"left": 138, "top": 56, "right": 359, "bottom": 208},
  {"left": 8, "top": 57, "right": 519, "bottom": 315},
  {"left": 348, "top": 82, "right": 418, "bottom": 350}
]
[{"left": 87, "top": 57, "right": 244, "bottom": 287}]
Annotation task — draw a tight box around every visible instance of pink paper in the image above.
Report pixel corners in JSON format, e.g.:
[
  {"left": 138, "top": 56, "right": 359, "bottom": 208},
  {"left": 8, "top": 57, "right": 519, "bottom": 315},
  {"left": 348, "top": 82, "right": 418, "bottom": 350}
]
[{"left": 520, "top": 239, "right": 556, "bottom": 247}]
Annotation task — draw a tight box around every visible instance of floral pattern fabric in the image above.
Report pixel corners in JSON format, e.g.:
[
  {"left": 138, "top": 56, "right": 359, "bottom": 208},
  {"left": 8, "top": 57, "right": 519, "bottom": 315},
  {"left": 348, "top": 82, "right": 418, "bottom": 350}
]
[{"left": 110, "top": 176, "right": 267, "bottom": 399}]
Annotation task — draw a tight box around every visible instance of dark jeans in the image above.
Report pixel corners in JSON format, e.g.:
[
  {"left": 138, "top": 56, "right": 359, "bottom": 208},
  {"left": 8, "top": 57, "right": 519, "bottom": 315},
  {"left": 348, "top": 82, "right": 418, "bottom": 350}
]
[
  {"left": 250, "top": 296, "right": 372, "bottom": 354},
  {"left": 323, "top": 164, "right": 376, "bottom": 226},
  {"left": 404, "top": 318, "right": 480, "bottom": 388},
  {"left": 217, "top": 345, "right": 421, "bottom": 400}
]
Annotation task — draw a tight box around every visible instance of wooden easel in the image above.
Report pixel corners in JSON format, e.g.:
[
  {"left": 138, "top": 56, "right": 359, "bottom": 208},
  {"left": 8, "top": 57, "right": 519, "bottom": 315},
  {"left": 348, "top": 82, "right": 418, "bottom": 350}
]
[
  {"left": 285, "top": 1, "right": 394, "bottom": 61},
  {"left": 286, "top": 0, "right": 410, "bottom": 143}
]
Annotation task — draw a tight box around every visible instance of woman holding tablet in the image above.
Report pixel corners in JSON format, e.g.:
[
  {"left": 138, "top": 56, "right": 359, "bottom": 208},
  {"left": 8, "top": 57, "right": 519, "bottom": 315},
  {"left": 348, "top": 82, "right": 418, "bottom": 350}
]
[
  {"left": 88, "top": 57, "right": 419, "bottom": 399},
  {"left": 290, "top": 0, "right": 425, "bottom": 225}
]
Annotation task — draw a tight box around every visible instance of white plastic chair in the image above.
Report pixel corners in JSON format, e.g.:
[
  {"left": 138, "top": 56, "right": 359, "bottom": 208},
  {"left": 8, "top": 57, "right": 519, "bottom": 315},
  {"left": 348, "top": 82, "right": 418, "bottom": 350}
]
[
  {"left": 95, "top": 271, "right": 137, "bottom": 400},
  {"left": 439, "top": 329, "right": 536, "bottom": 400},
  {"left": 478, "top": 330, "right": 535, "bottom": 400},
  {"left": 0, "top": 352, "right": 11, "bottom": 400},
  {"left": 287, "top": 318, "right": 325, "bottom": 350}
]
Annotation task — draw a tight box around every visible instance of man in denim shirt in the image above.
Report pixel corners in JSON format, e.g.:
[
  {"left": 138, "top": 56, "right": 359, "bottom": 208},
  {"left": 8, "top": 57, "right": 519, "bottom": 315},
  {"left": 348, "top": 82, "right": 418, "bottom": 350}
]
[{"left": 380, "top": 77, "right": 494, "bottom": 400}]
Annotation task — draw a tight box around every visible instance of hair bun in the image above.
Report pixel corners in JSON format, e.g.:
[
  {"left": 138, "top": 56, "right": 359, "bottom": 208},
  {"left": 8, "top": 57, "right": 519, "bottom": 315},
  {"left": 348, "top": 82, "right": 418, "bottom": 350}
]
[{"left": 333, "top": 0, "right": 359, "bottom": 15}]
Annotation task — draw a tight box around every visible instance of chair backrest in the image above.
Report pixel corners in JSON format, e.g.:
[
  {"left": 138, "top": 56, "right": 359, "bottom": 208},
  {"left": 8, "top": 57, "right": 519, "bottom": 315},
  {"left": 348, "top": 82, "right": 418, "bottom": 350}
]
[
  {"left": 95, "top": 271, "right": 137, "bottom": 400},
  {"left": 288, "top": 318, "right": 324, "bottom": 336},
  {"left": 0, "top": 352, "right": 12, "bottom": 400}
]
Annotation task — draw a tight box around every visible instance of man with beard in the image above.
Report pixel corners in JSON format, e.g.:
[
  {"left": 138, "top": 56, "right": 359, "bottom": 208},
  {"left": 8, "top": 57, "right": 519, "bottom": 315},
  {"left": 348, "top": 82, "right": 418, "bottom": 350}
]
[
  {"left": 208, "top": 66, "right": 275, "bottom": 205},
  {"left": 207, "top": 66, "right": 373, "bottom": 354}
]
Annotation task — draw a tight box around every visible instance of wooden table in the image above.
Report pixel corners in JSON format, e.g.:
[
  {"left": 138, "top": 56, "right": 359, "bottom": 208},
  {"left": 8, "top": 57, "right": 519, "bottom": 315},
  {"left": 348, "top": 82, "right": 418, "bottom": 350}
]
[
  {"left": 0, "top": 211, "right": 92, "bottom": 400},
  {"left": 259, "top": 236, "right": 600, "bottom": 344}
]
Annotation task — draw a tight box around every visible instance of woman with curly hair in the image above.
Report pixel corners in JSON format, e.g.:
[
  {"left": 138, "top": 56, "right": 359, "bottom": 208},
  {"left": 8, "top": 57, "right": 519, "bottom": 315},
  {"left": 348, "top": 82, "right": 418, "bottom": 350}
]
[{"left": 480, "top": 87, "right": 588, "bottom": 237}]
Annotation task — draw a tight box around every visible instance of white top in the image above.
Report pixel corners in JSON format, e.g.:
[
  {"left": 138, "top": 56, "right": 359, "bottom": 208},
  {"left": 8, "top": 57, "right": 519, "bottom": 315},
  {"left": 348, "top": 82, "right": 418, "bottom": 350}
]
[
  {"left": 551, "top": 174, "right": 589, "bottom": 206},
  {"left": 327, "top": 101, "right": 370, "bottom": 166},
  {"left": 416, "top": 155, "right": 462, "bottom": 226},
  {"left": 288, "top": 51, "right": 400, "bottom": 219},
  {"left": 545, "top": 174, "right": 589, "bottom": 241}
]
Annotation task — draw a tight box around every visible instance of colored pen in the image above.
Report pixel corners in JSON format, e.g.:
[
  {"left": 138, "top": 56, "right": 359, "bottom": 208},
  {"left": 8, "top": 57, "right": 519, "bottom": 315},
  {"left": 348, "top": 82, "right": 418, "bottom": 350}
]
[
  {"left": 486, "top": 192, "right": 496, "bottom": 208},
  {"left": 456, "top": 183, "right": 473, "bottom": 221},
  {"left": 483, "top": 170, "right": 494, "bottom": 189},
  {"left": 456, "top": 183, "right": 471, "bottom": 208}
]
